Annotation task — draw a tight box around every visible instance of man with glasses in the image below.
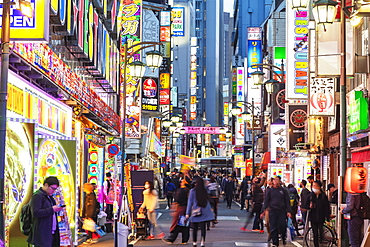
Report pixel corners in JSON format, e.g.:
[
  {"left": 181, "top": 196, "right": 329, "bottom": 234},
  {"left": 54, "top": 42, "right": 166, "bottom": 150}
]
[{"left": 27, "top": 176, "right": 63, "bottom": 247}]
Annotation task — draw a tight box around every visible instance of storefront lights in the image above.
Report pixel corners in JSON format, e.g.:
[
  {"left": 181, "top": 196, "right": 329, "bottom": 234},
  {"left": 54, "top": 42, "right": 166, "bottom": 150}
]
[
  {"left": 291, "top": 0, "right": 309, "bottom": 9},
  {"left": 251, "top": 70, "right": 265, "bottom": 85},
  {"left": 128, "top": 61, "right": 146, "bottom": 78},
  {"left": 145, "top": 50, "right": 163, "bottom": 68},
  {"left": 265, "top": 79, "right": 279, "bottom": 94},
  {"left": 312, "top": 0, "right": 338, "bottom": 25}
]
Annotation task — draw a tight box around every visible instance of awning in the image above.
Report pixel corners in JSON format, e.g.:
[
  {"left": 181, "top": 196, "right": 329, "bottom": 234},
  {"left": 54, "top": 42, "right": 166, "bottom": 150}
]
[{"left": 352, "top": 145, "right": 370, "bottom": 163}]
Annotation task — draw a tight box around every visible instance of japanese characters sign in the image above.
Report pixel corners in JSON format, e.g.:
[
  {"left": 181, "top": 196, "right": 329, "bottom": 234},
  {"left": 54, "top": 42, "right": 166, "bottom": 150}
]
[
  {"left": 172, "top": 7, "right": 184, "bottom": 36},
  {"left": 247, "top": 27, "right": 262, "bottom": 78},
  {"left": 182, "top": 126, "right": 228, "bottom": 134},
  {"left": 142, "top": 78, "right": 159, "bottom": 111},
  {"left": 309, "top": 78, "right": 335, "bottom": 116},
  {"left": 286, "top": 7, "right": 309, "bottom": 100},
  {"left": 119, "top": 0, "right": 142, "bottom": 138},
  {"left": 190, "top": 37, "right": 197, "bottom": 120},
  {"left": 348, "top": 90, "right": 369, "bottom": 134}
]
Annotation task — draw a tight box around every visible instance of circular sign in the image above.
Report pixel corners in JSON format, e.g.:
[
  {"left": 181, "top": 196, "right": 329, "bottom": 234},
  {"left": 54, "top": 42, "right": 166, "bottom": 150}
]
[
  {"left": 143, "top": 79, "right": 157, "bottom": 97},
  {"left": 290, "top": 109, "right": 307, "bottom": 128},
  {"left": 107, "top": 144, "right": 120, "bottom": 156}
]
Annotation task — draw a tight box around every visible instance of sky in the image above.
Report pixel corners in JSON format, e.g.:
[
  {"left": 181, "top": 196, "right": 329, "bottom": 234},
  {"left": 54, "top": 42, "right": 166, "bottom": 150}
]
[{"left": 224, "top": 0, "right": 235, "bottom": 15}]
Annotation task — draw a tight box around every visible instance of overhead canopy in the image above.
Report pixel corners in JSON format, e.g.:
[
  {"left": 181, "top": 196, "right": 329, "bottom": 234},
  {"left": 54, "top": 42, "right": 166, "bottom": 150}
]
[{"left": 351, "top": 145, "right": 370, "bottom": 163}]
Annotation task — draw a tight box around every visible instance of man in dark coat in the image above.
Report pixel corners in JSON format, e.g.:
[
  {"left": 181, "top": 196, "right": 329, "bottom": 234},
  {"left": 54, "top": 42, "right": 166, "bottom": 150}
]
[
  {"left": 341, "top": 193, "right": 364, "bottom": 247},
  {"left": 224, "top": 176, "right": 235, "bottom": 209},
  {"left": 327, "top": 183, "right": 338, "bottom": 205},
  {"left": 27, "top": 176, "right": 63, "bottom": 247}
]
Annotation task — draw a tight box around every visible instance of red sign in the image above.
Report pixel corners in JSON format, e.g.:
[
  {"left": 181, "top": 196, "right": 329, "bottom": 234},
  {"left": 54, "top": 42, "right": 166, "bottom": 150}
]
[
  {"left": 160, "top": 89, "right": 170, "bottom": 105},
  {"left": 160, "top": 26, "right": 171, "bottom": 42},
  {"left": 107, "top": 144, "right": 120, "bottom": 156}
]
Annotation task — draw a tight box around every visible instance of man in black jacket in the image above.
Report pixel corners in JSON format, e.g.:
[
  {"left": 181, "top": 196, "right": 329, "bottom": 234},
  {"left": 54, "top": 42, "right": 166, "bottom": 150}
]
[
  {"left": 27, "top": 176, "right": 63, "bottom": 247},
  {"left": 261, "top": 176, "right": 291, "bottom": 247},
  {"left": 327, "top": 183, "right": 338, "bottom": 205},
  {"left": 224, "top": 176, "right": 235, "bottom": 209},
  {"left": 299, "top": 180, "right": 310, "bottom": 227},
  {"left": 341, "top": 193, "right": 364, "bottom": 247}
]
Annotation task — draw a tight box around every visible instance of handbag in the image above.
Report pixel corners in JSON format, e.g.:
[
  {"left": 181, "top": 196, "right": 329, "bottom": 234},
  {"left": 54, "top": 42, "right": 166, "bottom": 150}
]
[
  {"left": 82, "top": 218, "right": 96, "bottom": 232},
  {"left": 286, "top": 218, "right": 296, "bottom": 242},
  {"left": 191, "top": 207, "right": 202, "bottom": 217},
  {"left": 177, "top": 215, "right": 190, "bottom": 227}
]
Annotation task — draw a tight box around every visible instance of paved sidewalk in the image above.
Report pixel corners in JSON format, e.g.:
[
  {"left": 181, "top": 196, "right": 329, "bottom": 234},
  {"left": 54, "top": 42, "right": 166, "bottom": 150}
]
[{"left": 79, "top": 199, "right": 305, "bottom": 247}]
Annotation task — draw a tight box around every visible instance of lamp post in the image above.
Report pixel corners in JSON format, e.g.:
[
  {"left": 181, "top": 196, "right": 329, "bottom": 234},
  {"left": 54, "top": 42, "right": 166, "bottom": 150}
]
[
  {"left": 311, "top": 0, "right": 348, "bottom": 245},
  {"left": 118, "top": 39, "right": 163, "bottom": 247},
  {"left": 0, "top": 0, "right": 33, "bottom": 239}
]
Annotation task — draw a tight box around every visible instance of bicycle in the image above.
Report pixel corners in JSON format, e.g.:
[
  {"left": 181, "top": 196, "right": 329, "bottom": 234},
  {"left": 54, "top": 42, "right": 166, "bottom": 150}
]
[{"left": 303, "top": 212, "right": 338, "bottom": 247}]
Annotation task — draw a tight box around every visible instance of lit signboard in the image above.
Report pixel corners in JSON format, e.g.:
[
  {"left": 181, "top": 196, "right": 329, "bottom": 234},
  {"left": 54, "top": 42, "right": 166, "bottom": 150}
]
[
  {"left": 172, "top": 7, "right": 184, "bottom": 36},
  {"left": 309, "top": 77, "right": 335, "bottom": 116}
]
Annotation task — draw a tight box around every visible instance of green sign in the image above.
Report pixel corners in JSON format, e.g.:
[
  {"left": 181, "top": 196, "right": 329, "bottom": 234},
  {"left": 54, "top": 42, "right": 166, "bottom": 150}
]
[
  {"left": 232, "top": 67, "right": 237, "bottom": 96},
  {"left": 274, "top": 47, "right": 286, "bottom": 60},
  {"left": 348, "top": 91, "right": 369, "bottom": 134}
]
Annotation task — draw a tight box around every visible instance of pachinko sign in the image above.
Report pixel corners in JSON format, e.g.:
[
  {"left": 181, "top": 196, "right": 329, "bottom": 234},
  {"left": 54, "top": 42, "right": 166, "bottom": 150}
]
[
  {"left": 286, "top": 6, "right": 309, "bottom": 100},
  {"left": 309, "top": 77, "right": 335, "bottom": 116},
  {"left": 142, "top": 78, "right": 159, "bottom": 111},
  {"left": 119, "top": 0, "right": 142, "bottom": 138}
]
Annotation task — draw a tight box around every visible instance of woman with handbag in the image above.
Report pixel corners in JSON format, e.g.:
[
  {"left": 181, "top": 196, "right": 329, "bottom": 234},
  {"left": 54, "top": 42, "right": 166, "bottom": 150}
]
[
  {"left": 139, "top": 180, "right": 165, "bottom": 239},
  {"left": 186, "top": 177, "right": 214, "bottom": 247},
  {"left": 82, "top": 183, "right": 100, "bottom": 244}
]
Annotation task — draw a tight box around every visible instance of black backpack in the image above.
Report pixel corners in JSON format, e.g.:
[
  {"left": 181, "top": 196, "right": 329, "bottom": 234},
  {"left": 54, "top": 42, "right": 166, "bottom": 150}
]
[
  {"left": 357, "top": 193, "right": 370, "bottom": 219},
  {"left": 20, "top": 202, "right": 32, "bottom": 236}
]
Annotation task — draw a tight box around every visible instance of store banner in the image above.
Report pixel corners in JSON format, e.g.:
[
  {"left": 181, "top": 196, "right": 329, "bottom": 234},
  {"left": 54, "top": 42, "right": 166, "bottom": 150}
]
[
  {"left": 160, "top": 26, "right": 171, "bottom": 41},
  {"left": 286, "top": 6, "right": 309, "bottom": 100},
  {"left": 120, "top": 0, "right": 142, "bottom": 138},
  {"left": 235, "top": 67, "right": 245, "bottom": 145},
  {"left": 348, "top": 90, "right": 369, "bottom": 134},
  {"left": 270, "top": 124, "right": 286, "bottom": 162},
  {"left": 190, "top": 37, "right": 197, "bottom": 120},
  {"left": 142, "top": 78, "right": 159, "bottom": 111},
  {"left": 224, "top": 102, "right": 229, "bottom": 125},
  {"left": 232, "top": 67, "right": 237, "bottom": 97},
  {"left": 0, "top": 0, "right": 49, "bottom": 41},
  {"left": 234, "top": 154, "right": 244, "bottom": 168},
  {"left": 171, "top": 7, "right": 184, "bottom": 36},
  {"left": 309, "top": 77, "right": 335, "bottom": 116},
  {"left": 287, "top": 104, "right": 307, "bottom": 150},
  {"left": 247, "top": 27, "right": 262, "bottom": 78},
  {"left": 160, "top": 11, "right": 171, "bottom": 26}
]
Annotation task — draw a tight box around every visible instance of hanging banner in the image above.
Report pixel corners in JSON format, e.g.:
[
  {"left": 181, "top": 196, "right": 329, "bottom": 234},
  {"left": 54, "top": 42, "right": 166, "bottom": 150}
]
[
  {"left": 309, "top": 77, "right": 335, "bottom": 116},
  {"left": 120, "top": 0, "right": 142, "bottom": 138},
  {"left": 247, "top": 27, "right": 262, "bottom": 78},
  {"left": 171, "top": 7, "right": 184, "bottom": 36},
  {"left": 142, "top": 78, "right": 159, "bottom": 111},
  {"left": 286, "top": 5, "right": 309, "bottom": 100}
]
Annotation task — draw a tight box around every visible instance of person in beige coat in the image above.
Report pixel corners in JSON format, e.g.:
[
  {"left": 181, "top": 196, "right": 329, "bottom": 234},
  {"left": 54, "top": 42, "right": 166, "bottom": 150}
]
[{"left": 140, "top": 180, "right": 165, "bottom": 239}]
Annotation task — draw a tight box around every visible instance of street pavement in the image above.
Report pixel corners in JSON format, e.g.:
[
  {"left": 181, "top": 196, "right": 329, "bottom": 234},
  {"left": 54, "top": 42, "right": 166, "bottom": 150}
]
[{"left": 79, "top": 199, "right": 304, "bottom": 247}]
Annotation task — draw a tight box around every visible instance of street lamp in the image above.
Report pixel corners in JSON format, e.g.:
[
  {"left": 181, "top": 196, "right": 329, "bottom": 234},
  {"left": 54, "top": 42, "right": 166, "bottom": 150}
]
[
  {"left": 225, "top": 130, "right": 232, "bottom": 138},
  {"left": 173, "top": 131, "right": 180, "bottom": 138},
  {"left": 312, "top": 0, "right": 338, "bottom": 25},
  {"left": 162, "top": 119, "right": 172, "bottom": 127},
  {"left": 290, "top": 0, "right": 309, "bottom": 9},
  {"left": 145, "top": 50, "right": 164, "bottom": 68},
  {"left": 231, "top": 105, "right": 242, "bottom": 116},
  {"left": 171, "top": 115, "right": 180, "bottom": 123},
  {"left": 129, "top": 61, "right": 146, "bottom": 78},
  {"left": 219, "top": 127, "right": 226, "bottom": 134},
  {"left": 0, "top": 0, "right": 33, "bottom": 240},
  {"left": 179, "top": 128, "right": 186, "bottom": 135},
  {"left": 251, "top": 70, "right": 265, "bottom": 85},
  {"left": 264, "top": 79, "right": 279, "bottom": 94},
  {"left": 176, "top": 122, "right": 184, "bottom": 128}
]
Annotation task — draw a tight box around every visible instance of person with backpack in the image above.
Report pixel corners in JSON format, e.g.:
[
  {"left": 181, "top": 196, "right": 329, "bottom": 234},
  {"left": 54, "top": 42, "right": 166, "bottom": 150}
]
[
  {"left": 207, "top": 176, "right": 220, "bottom": 225},
  {"left": 26, "top": 176, "right": 63, "bottom": 247},
  {"left": 287, "top": 184, "right": 300, "bottom": 237},
  {"left": 340, "top": 193, "right": 364, "bottom": 247},
  {"left": 82, "top": 183, "right": 101, "bottom": 244}
]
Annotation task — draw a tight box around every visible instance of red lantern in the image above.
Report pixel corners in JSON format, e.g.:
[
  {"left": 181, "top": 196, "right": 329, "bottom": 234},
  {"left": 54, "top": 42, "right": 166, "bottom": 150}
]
[{"left": 344, "top": 167, "right": 368, "bottom": 194}]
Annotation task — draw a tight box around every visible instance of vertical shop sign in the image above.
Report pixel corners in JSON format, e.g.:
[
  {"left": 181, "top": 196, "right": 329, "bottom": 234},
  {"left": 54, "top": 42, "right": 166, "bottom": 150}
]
[
  {"left": 120, "top": 0, "right": 142, "bottom": 138},
  {"left": 235, "top": 68, "right": 245, "bottom": 145},
  {"left": 270, "top": 124, "right": 286, "bottom": 162},
  {"left": 190, "top": 37, "right": 198, "bottom": 120},
  {"left": 309, "top": 77, "right": 335, "bottom": 116},
  {"left": 247, "top": 27, "right": 262, "bottom": 78},
  {"left": 234, "top": 154, "right": 245, "bottom": 168},
  {"left": 287, "top": 105, "right": 307, "bottom": 150},
  {"left": 348, "top": 90, "right": 369, "bottom": 134},
  {"left": 160, "top": 11, "right": 171, "bottom": 26},
  {"left": 286, "top": 6, "right": 309, "bottom": 100},
  {"left": 88, "top": 144, "right": 99, "bottom": 184},
  {"left": 232, "top": 67, "right": 237, "bottom": 97},
  {"left": 172, "top": 7, "right": 184, "bottom": 36},
  {"left": 224, "top": 102, "right": 229, "bottom": 125},
  {"left": 142, "top": 78, "right": 159, "bottom": 111}
]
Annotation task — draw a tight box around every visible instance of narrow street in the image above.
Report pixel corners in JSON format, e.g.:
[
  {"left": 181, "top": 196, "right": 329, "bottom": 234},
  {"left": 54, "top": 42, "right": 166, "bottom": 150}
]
[{"left": 83, "top": 200, "right": 304, "bottom": 247}]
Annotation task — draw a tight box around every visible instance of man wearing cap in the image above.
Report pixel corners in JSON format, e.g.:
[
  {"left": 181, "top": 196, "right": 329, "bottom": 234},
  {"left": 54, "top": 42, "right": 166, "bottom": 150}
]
[{"left": 327, "top": 183, "right": 338, "bottom": 205}]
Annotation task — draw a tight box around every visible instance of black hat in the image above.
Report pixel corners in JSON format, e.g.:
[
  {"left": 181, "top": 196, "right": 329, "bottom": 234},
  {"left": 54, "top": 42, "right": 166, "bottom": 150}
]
[{"left": 327, "top": 183, "right": 335, "bottom": 191}]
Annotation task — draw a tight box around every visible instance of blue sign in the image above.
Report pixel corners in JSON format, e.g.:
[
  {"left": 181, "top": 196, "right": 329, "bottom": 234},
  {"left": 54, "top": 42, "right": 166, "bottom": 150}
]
[
  {"left": 247, "top": 40, "right": 262, "bottom": 77},
  {"left": 107, "top": 144, "right": 120, "bottom": 156}
]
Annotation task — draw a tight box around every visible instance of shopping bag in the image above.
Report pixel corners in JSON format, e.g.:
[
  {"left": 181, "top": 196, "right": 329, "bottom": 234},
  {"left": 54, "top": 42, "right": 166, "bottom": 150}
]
[
  {"left": 286, "top": 217, "right": 296, "bottom": 242},
  {"left": 82, "top": 218, "right": 96, "bottom": 232},
  {"left": 177, "top": 215, "right": 190, "bottom": 227},
  {"left": 96, "top": 227, "right": 106, "bottom": 237}
]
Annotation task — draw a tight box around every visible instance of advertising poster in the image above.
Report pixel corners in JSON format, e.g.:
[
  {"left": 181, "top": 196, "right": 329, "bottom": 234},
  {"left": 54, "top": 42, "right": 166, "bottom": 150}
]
[
  {"left": 287, "top": 104, "right": 307, "bottom": 150},
  {"left": 6, "top": 121, "right": 35, "bottom": 247},
  {"left": 142, "top": 78, "right": 159, "bottom": 111},
  {"left": 270, "top": 124, "right": 287, "bottom": 162},
  {"left": 234, "top": 154, "right": 244, "bottom": 168},
  {"left": 171, "top": 7, "right": 184, "bottom": 36},
  {"left": 268, "top": 163, "right": 285, "bottom": 181},
  {"left": 120, "top": 0, "right": 142, "bottom": 138},
  {"left": 36, "top": 138, "right": 77, "bottom": 247},
  {"left": 309, "top": 77, "right": 335, "bottom": 116}
]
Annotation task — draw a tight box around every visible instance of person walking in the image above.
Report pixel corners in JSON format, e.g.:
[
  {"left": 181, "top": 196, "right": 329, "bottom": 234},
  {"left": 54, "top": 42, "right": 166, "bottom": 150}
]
[
  {"left": 327, "top": 183, "right": 338, "bottom": 205},
  {"left": 299, "top": 180, "right": 310, "bottom": 230},
  {"left": 165, "top": 179, "right": 176, "bottom": 209},
  {"left": 27, "top": 176, "right": 63, "bottom": 247},
  {"left": 139, "top": 180, "right": 165, "bottom": 240},
  {"left": 186, "top": 177, "right": 214, "bottom": 247},
  {"left": 223, "top": 176, "right": 235, "bottom": 209},
  {"left": 340, "top": 192, "right": 364, "bottom": 247},
  {"left": 261, "top": 176, "right": 291, "bottom": 247},
  {"left": 82, "top": 183, "right": 101, "bottom": 244},
  {"left": 305, "top": 180, "right": 330, "bottom": 247},
  {"left": 287, "top": 184, "right": 300, "bottom": 237},
  {"left": 162, "top": 179, "right": 190, "bottom": 244},
  {"left": 207, "top": 176, "right": 220, "bottom": 225},
  {"left": 103, "top": 172, "right": 114, "bottom": 221},
  {"left": 239, "top": 177, "right": 248, "bottom": 210}
]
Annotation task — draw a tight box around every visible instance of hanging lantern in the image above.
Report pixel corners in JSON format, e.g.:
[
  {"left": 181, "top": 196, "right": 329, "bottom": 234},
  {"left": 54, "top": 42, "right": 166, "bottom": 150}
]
[
  {"left": 128, "top": 61, "right": 146, "bottom": 78},
  {"left": 251, "top": 71, "right": 265, "bottom": 85},
  {"left": 291, "top": 0, "right": 309, "bottom": 9},
  {"left": 145, "top": 50, "right": 163, "bottom": 68},
  {"left": 312, "top": 0, "right": 338, "bottom": 25},
  {"left": 344, "top": 167, "right": 368, "bottom": 194}
]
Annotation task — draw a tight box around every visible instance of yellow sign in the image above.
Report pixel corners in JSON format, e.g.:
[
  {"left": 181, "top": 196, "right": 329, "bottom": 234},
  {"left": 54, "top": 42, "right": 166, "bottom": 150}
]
[
  {"left": 160, "top": 73, "right": 170, "bottom": 88},
  {"left": 0, "top": 0, "right": 49, "bottom": 41}
]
